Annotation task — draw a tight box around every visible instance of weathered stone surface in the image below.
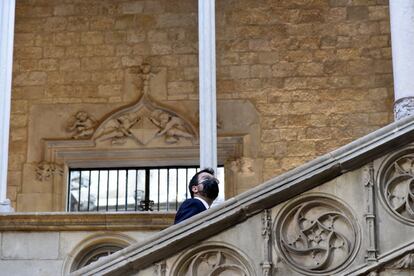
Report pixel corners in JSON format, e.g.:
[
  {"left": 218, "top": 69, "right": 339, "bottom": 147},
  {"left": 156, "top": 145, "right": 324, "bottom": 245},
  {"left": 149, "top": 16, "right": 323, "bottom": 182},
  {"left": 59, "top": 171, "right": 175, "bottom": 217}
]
[
  {"left": 0, "top": 260, "right": 63, "bottom": 276},
  {"left": 2, "top": 232, "right": 59, "bottom": 259}
]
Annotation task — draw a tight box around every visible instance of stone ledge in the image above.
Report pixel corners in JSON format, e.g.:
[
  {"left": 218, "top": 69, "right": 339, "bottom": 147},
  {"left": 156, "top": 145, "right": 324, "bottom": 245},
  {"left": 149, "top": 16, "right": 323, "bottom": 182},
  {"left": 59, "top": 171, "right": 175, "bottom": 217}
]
[{"left": 0, "top": 212, "right": 175, "bottom": 231}]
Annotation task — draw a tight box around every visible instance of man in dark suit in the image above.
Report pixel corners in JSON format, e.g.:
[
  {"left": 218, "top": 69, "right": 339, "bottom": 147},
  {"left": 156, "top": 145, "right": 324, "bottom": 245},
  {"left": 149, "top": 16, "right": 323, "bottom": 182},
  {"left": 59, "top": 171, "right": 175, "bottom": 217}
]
[{"left": 174, "top": 168, "right": 219, "bottom": 224}]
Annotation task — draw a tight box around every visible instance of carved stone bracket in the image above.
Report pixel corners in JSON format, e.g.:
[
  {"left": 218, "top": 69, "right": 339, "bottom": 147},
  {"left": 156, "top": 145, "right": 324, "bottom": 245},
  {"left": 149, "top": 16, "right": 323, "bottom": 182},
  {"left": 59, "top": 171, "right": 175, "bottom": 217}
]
[
  {"left": 35, "top": 161, "right": 63, "bottom": 181},
  {"left": 274, "top": 195, "right": 360, "bottom": 275},
  {"left": 261, "top": 209, "right": 273, "bottom": 276},
  {"left": 363, "top": 163, "right": 378, "bottom": 262}
]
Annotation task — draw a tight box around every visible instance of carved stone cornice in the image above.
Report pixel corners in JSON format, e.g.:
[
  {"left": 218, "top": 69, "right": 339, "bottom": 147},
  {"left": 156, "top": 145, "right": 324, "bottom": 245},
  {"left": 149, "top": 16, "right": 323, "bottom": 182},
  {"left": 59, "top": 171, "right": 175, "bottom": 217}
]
[{"left": 0, "top": 212, "right": 174, "bottom": 231}]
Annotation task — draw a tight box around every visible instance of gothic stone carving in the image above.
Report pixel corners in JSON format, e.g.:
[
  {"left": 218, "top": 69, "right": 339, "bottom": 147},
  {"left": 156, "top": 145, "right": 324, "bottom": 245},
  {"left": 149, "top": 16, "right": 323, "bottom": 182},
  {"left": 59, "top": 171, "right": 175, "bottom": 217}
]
[
  {"left": 387, "top": 253, "right": 414, "bottom": 270},
  {"left": 173, "top": 245, "right": 254, "bottom": 276},
  {"left": 91, "top": 62, "right": 196, "bottom": 146},
  {"left": 66, "top": 111, "right": 97, "bottom": 139},
  {"left": 379, "top": 152, "right": 414, "bottom": 223},
  {"left": 363, "top": 163, "right": 378, "bottom": 261},
  {"left": 62, "top": 62, "right": 196, "bottom": 146},
  {"left": 36, "top": 161, "right": 63, "bottom": 181},
  {"left": 394, "top": 97, "right": 414, "bottom": 120},
  {"left": 93, "top": 102, "right": 196, "bottom": 146},
  {"left": 261, "top": 209, "right": 273, "bottom": 276},
  {"left": 274, "top": 195, "right": 359, "bottom": 275},
  {"left": 149, "top": 109, "right": 195, "bottom": 144},
  {"left": 154, "top": 261, "right": 167, "bottom": 276}
]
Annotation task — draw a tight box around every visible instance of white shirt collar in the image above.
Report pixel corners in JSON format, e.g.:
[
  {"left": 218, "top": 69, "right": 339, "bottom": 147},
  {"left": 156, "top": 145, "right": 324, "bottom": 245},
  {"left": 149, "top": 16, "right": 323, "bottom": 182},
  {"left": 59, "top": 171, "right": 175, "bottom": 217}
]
[{"left": 194, "top": 196, "right": 209, "bottom": 209}]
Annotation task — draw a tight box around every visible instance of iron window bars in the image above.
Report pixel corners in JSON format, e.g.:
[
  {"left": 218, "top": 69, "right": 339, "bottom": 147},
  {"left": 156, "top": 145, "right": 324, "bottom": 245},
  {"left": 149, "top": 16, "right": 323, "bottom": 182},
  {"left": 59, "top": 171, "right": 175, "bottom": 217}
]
[{"left": 67, "top": 166, "right": 224, "bottom": 212}]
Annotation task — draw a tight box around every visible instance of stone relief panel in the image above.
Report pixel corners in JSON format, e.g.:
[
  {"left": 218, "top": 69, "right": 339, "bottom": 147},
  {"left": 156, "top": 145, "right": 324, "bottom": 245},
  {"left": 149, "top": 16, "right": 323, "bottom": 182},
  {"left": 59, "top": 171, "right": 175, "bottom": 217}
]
[
  {"left": 92, "top": 96, "right": 196, "bottom": 146},
  {"left": 172, "top": 244, "right": 255, "bottom": 276},
  {"left": 66, "top": 111, "right": 97, "bottom": 139},
  {"left": 274, "top": 194, "right": 360, "bottom": 275},
  {"left": 78, "top": 62, "right": 197, "bottom": 147},
  {"left": 378, "top": 147, "right": 414, "bottom": 224}
]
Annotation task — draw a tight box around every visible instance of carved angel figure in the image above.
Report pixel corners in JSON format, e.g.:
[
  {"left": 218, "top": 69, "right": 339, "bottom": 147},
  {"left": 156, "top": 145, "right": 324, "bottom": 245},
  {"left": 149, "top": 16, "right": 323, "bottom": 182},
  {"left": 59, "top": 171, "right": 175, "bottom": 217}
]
[
  {"left": 149, "top": 110, "right": 194, "bottom": 144},
  {"left": 95, "top": 112, "right": 141, "bottom": 145},
  {"left": 66, "top": 111, "right": 97, "bottom": 139}
]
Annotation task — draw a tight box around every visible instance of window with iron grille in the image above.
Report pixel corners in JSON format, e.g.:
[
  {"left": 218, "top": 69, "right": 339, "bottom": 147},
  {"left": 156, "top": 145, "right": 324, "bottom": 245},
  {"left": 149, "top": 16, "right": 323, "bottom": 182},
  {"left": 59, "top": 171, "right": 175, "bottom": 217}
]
[{"left": 67, "top": 166, "right": 225, "bottom": 212}]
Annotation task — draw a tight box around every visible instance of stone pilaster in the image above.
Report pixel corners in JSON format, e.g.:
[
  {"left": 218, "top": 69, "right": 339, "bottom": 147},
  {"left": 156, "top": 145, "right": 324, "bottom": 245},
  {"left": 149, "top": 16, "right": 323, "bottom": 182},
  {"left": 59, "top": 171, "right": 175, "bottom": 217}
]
[
  {"left": 0, "top": 0, "right": 16, "bottom": 212},
  {"left": 390, "top": 1, "right": 414, "bottom": 120},
  {"left": 198, "top": 0, "right": 217, "bottom": 171}
]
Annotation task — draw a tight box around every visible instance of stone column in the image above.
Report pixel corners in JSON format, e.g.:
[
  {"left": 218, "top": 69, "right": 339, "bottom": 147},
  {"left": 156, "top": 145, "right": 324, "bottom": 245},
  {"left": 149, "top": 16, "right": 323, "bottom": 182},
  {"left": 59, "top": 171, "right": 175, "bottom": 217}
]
[
  {"left": 390, "top": 0, "right": 414, "bottom": 120},
  {"left": 198, "top": 0, "right": 217, "bottom": 171},
  {"left": 0, "top": 0, "right": 16, "bottom": 211}
]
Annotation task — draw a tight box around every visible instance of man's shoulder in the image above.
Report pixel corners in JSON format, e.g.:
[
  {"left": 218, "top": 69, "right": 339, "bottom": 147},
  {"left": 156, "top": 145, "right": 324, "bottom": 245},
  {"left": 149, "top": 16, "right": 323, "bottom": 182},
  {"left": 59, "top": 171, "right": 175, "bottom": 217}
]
[{"left": 180, "top": 198, "right": 204, "bottom": 208}]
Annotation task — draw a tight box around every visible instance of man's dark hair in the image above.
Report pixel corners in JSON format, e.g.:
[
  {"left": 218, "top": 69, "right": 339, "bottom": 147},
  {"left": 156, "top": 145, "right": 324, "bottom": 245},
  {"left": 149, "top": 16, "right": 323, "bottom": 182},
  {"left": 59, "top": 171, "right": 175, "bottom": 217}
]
[
  {"left": 199, "top": 177, "right": 219, "bottom": 201},
  {"left": 188, "top": 168, "right": 215, "bottom": 198}
]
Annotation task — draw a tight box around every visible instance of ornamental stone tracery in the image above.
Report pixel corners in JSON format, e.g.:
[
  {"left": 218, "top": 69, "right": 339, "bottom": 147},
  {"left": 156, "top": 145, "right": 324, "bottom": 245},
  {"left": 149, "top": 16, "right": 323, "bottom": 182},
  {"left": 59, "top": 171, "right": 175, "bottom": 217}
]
[
  {"left": 173, "top": 245, "right": 254, "bottom": 276},
  {"left": 274, "top": 195, "right": 359, "bottom": 275},
  {"left": 379, "top": 151, "right": 414, "bottom": 224}
]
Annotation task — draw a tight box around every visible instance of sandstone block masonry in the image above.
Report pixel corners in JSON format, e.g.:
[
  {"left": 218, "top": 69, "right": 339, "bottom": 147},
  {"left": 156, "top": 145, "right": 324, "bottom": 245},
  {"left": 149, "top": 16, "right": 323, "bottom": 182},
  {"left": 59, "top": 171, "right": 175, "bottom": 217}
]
[{"left": 9, "top": 0, "right": 393, "bottom": 209}]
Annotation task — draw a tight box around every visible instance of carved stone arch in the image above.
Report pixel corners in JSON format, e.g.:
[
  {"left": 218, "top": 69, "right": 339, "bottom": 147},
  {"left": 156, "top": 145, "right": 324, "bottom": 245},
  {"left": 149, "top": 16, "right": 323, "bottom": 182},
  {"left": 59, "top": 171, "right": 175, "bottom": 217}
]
[
  {"left": 92, "top": 93, "right": 198, "bottom": 147},
  {"left": 171, "top": 242, "right": 257, "bottom": 276},
  {"left": 273, "top": 193, "right": 361, "bottom": 275},
  {"left": 61, "top": 232, "right": 136, "bottom": 276},
  {"left": 377, "top": 145, "right": 414, "bottom": 225}
]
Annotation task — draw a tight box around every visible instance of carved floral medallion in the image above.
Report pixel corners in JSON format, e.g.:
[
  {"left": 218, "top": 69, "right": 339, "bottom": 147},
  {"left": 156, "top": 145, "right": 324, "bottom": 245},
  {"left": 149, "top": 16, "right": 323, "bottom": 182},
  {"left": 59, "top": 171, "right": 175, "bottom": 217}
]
[
  {"left": 173, "top": 246, "right": 254, "bottom": 276},
  {"left": 274, "top": 195, "right": 359, "bottom": 275},
  {"left": 379, "top": 153, "right": 414, "bottom": 223}
]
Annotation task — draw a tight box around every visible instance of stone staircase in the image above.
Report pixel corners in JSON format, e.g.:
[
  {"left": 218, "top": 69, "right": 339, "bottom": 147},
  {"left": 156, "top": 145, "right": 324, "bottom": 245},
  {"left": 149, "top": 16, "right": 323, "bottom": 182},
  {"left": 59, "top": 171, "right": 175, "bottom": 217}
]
[{"left": 72, "top": 116, "right": 414, "bottom": 276}]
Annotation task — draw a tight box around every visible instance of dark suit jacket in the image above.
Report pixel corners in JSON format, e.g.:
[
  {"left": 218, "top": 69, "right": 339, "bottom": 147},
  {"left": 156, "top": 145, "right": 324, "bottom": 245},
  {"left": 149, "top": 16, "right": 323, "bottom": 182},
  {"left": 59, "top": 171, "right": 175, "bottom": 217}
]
[{"left": 174, "top": 198, "right": 207, "bottom": 224}]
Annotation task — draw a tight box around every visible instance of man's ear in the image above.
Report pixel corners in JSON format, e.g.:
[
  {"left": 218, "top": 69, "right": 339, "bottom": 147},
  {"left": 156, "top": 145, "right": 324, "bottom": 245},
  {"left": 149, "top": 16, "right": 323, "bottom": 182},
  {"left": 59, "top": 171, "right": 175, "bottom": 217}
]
[{"left": 191, "top": 185, "right": 198, "bottom": 194}]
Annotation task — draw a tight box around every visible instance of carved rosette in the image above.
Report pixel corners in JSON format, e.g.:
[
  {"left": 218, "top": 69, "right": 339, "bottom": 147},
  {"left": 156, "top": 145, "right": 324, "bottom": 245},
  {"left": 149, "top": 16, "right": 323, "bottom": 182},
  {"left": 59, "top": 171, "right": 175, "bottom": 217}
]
[
  {"left": 379, "top": 151, "right": 414, "bottom": 224},
  {"left": 274, "top": 195, "right": 359, "bottom": 275},
  {"left": 173, "top": 245, "right": 254, "bottom": 276}
]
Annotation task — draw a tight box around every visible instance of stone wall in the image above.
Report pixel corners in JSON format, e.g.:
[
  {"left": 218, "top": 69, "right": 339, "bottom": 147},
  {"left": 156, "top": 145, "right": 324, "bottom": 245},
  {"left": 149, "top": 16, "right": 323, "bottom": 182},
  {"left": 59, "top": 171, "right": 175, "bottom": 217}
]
[
  {"left": 0, "top": 212, "right": 172, "bottom": 275},
  {"left": 9, "top": 0, "right": 394, "bottom": 210},
  {"left": 0, "top": 230, "right": 155, "bottom": 275}
]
